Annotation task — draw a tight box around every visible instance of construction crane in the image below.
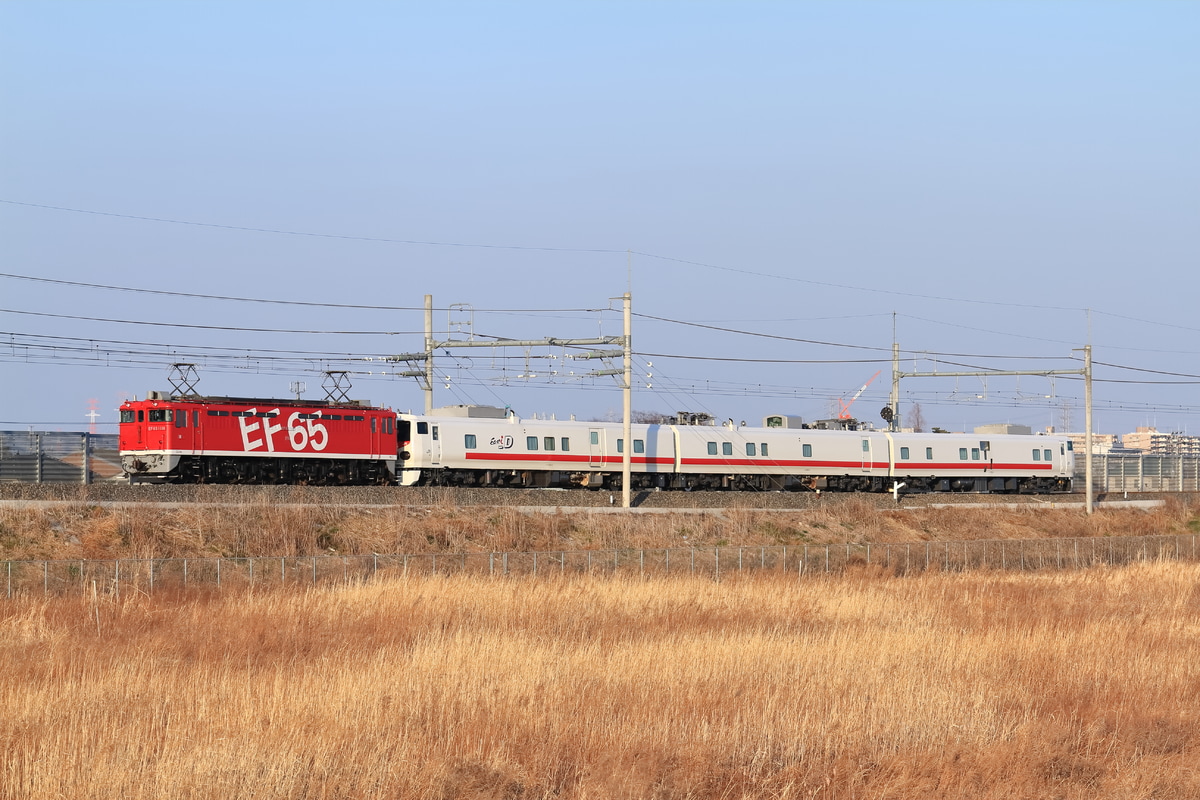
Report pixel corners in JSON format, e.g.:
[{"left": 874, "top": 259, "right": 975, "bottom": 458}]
[{"left": 837, "top": 370, "right": 881, "bottom": 419}]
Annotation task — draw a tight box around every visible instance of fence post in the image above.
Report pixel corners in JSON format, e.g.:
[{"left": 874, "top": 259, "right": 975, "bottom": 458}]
[
  {"left": 283, "top": 557, "right": 287, "bottom": 584},
  {"left": 114, "top": 559, "right": 119, "bottom": 597},
  {"left": 715, "top": 547, "right": 720, "bottom": 581},
  {"left": 217, "top": 558, "right": 221, "bottom": 588},
  {"left": 82, "top": 433, "right": 91, "bottom": 485},
  {"left": 44, "top": 561, "right": 48, "bottom": 595}
]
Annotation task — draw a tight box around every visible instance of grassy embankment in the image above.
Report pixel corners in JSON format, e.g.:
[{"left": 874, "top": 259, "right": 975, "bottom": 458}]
[
  {"left": 2, "top": 564, "right": 1198, "bottom": 799},
  {"left": 1, "top": 494, "right": 1197, "bottom": 561}
]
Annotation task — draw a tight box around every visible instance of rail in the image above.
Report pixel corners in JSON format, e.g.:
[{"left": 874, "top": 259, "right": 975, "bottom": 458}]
[{"left": 3, "top": 533, "right": 1197, "bottom": 597}]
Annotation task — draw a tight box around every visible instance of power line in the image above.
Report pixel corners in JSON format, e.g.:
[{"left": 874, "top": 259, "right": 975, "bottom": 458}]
[{"left": 0, "top": 200, "right": 625, "bottom": 256}]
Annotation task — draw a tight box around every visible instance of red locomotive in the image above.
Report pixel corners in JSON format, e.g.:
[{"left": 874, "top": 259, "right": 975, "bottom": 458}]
[{"left": 119, "top": 392, "right": 401, "bottom": 484}]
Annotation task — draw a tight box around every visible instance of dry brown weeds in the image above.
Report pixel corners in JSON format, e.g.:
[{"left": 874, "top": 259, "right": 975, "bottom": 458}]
[
  {"left": 1, "top": 495, "right": 1197, "bottom": 561},
  {"left": 2, "top": 564, "right": 1198, "bottom": 799}
]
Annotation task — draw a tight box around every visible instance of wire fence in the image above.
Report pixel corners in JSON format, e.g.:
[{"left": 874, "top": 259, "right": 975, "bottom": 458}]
[{"left": 4, "top": 533, "right": 1197, "bottom": 598}]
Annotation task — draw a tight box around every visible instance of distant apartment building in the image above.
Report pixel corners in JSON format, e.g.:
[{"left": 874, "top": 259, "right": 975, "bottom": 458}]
[
  {"left": 1038, "top": 427, "right": 1121, "bottom": 454},
  {"left": 1120, "top": 427, "right": 1200, "bottom": 455}
]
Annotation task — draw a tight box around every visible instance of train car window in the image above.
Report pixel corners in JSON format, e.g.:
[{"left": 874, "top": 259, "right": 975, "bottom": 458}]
[
  {"left": 722, "top": 442, "right": 733, "bottom": 456},
  {"left": 345, "top": 415, "right": 364, "bottom": 421},
  {"left": 254, "top": 412, "right": 276, "bottom": 418},
  {"left": 590, "top": 431, "right": 599, "bottom": 445},
  {"left": 971, "top": 448, "right": 980, "bottom": 460},
  {"left": 432, "top": 426, "right": 439, "bottom": 441},
  {"left": 925, "top": 447, "right": 933, "bottom": 460},
  {"left": 385, "top": 418, "right": 393, "bottom": 435},
  {"left": 207, "top": 410, "right": 229, "bottom": 417},
  {"left": 861, "top": 439, "right": 870, "bottom": 452},
  {"left": 707, "top": 442, "right": 718, "bottom": 455},
  {"left": 175, "top": 412, "right": 186, "bottom": 428},
  {"left": 544, "top": 437, "right": 555, "bottom": 451},
  {"left": 900, "top": 447, "right": 910, "bottom": 460},
  {"left": 193, "top": 410, "right": 199, "bottom": 427},
  {"left": 371, "top": 418, "right": 377, "bottom": 433},
  {"left": 464, "top": 434, "right": 477, "bottom": 449},
  {"left": 120, "top": 410, "right": 135, "bottom": 423},
  {"left": 138, "top": 410, "right": 144, "bottom": 422},
  {"left": 617, "top": 439, "right": 624, "bottom": 453},
  {"left": 802, "top": 444, "right": 812, "bottom": 458},
  {"left": 959, "top": 448, "right": 968, "bottom": 460},
  {"left": 326, "top": 414, "right": 342, "bottom": 421},
  {"left": 527, "top": 436, "right": 538, "bottom": 450},
  {"left": 416, "top": 422, "right": 428, "bottom": 434},
  {"left": 1066, "top": 441, "right": 1073, "bottom": 451},
  {"left": 1044, "top": 449, "right": 1052, "bottom": 462},
  {"left": 760, "top": 443, "right": 768, "bottom": 457},
  {"left": 746, "top": 443, "right": 756, "bottom": 457},
  {"left": 633, "top": 439, "right": 644, "bottom": 454},
  {"left": 149, "top": 409, "right": 172, "bottom": 422},
  {"left": 561, "top": 438, "right": 569, "bottom": 452},
  {"left": 1032, "top": 449, "right": 1041, "bottom": 461}
]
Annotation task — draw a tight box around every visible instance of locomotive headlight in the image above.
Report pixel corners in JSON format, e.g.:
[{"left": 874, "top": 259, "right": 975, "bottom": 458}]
[{"left": 400, "top": 451, "right": 411, "bottom": 461}]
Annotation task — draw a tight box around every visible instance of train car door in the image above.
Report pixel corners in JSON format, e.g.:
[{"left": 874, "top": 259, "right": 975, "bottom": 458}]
[
  {"left": 430, "top": 423, "right": 441, "bottom": 466},
  {"left": 861, "top": 438, "right": 872, "bottom": 472},
  {"left": 588, "top": 428, "right": 604, "bottom": 467}
]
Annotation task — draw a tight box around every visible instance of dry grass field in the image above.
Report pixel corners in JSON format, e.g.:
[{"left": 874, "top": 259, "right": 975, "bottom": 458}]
[{"left": 3, "top": 564, "right": 1198, "bottom": 799}]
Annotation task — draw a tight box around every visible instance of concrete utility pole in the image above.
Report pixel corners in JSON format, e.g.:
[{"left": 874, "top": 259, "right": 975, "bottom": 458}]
[
  {"left": 388, "top": 293, "right": 634, "bottom": 507},
  {"left": 622, "top": 292, "right": 632, "bottom": 510},
  {"left": 893, "top": 348, "right": 1095, "bottom": 514}
]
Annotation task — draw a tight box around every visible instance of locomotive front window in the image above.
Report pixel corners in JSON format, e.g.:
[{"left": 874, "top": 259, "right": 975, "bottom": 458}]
[
  {"left": 149, "top": 409, "right": 172, "bottom": 422},
  {"left": 707, "top": 442, "right": 718, "bottom": 456},
  {"left": 120, "top": 410, "right": 135, "bottom": 423},
  {"left": 416, "top": 421, "right": 428, "bottom": 435}
]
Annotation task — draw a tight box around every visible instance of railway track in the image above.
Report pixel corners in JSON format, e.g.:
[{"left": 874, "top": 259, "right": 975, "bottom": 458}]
[{"left": 0, "top": 483, "right": 1181, "bottom": 510}]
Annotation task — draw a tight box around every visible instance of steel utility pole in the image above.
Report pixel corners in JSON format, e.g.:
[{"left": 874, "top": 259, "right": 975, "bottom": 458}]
[
  {"left": 893, "top": 349, "right": 1095, "bottom": 514},
  {"left": 387, "top": 294, "right": 634, "bottom": 507}
]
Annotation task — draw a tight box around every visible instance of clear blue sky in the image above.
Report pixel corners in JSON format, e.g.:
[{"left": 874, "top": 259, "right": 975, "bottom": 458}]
[{"left": 2, "top": 1, "right": 1197, "bottom": 436}]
